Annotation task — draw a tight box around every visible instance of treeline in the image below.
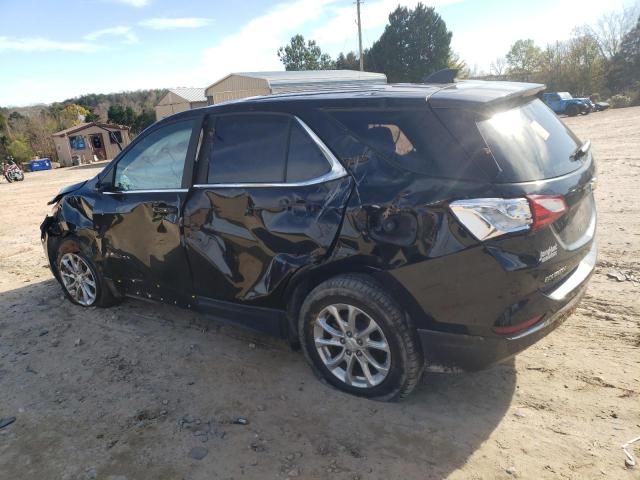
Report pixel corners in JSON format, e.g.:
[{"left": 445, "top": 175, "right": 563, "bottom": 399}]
[
  {"left": 487, "top": 5, "right": 640, "bottom": 107},
  {"left": 278, "top": 3, "right": 640, "bottom": 106},
  {"left": 66, "top": 89, "right": 166, "bottom": 124},
  {"left": 0, "top": 89, "right": 166, "bottom": 164}
]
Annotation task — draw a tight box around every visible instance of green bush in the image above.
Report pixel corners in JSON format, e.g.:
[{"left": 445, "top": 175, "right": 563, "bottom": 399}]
[
  {"left": 607, "top": 94, "right": 632, "bottom": 108},
  {"left": 6, "top": 137, "right": 33, "bottom": 165}
]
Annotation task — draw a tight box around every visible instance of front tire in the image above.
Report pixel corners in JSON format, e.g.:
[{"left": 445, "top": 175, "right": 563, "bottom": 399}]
[
  {"left": 299, "top": 275, "right": 424, "bottom": 401},
  {"left": 55, "top": 239, "right": 115, "bottom": 307},
  {"left": 567, "top": 104, "right": 579, "bottom": 117}
]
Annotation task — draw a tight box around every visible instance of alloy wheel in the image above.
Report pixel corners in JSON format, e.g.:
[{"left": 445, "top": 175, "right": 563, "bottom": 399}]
[
  {"left": 59, "top": 253, "right": 97, "bottom": 306},
  {"left": 313, "top": 303, "right": 391, "bottom": 388}
]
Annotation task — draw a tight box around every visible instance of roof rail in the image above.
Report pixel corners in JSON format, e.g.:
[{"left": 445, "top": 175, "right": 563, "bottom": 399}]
[{"left": 422, "top": 69, "right": 458, "bottom": 84}]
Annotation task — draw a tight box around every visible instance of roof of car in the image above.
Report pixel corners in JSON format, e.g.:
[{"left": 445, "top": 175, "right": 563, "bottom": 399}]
[
  {"left": 211, "top": 80, "right": 545, "bottom": 110},
  {"left": 235, "top": 83, "right": 445, "bottom": 103}
]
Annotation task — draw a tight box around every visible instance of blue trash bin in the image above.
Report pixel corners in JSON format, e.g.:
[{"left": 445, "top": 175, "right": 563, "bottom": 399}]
[{"left": 28, "top": 159, "right": 52, "bottom": 171}]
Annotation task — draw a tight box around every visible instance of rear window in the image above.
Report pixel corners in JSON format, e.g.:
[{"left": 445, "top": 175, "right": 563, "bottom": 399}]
[{"left": 476, "top": 99, "right": 582, "bottom": 182}]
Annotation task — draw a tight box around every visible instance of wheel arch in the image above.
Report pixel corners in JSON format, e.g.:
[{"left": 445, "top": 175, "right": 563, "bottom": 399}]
[
  {"left": 44, "top": 216, "right": 120, "bottom": 298},
  {"left": 282, "top": 257, "right": 435, "bottom": 346}
]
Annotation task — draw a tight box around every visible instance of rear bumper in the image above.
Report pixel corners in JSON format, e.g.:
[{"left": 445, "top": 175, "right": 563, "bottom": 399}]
[
  {"left": 417, "top": 241, "right": 595, "bottom": 371},
  {"left": 418, "top": 283, "right": 586, "bottom": 370}
]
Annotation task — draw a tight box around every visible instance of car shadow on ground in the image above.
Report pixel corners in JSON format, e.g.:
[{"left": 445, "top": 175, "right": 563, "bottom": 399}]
[{"left": 0, "top": 278, "right": 516, "bottom": 479}]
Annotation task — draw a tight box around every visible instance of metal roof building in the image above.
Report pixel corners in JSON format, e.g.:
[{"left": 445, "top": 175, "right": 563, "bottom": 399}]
[
  {"left": 155, "top": 87, "right": 207, "bottom": 120},
  {"left": 205, "top": 70, "right": 387, "bottom": 104}
]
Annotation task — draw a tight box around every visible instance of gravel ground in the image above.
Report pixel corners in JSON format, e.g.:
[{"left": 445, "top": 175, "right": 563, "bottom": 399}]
[{"left": 0, "top": 107, "right": 638, "bottom": 480}]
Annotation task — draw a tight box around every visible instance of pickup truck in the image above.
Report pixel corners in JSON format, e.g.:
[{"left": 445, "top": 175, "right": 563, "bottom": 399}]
[{"left": 542, "top": 92, "right": 590, "bottom": 116}]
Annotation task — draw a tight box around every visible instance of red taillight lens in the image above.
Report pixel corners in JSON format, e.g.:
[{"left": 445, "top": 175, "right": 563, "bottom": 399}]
[
  {"left": 493, "top": 315, "right": 544, "bottom": 335},
  {"left": 527, "top": 195, "right": 568, "bottom": 231}
]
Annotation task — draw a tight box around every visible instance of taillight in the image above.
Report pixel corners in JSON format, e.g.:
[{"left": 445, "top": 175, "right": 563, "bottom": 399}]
[
  {"left": 450, "top": 198, "right": 532, "bottom": 240},
  {"left": 493, "top": 315, "right": 544, "bottom": 335},
  {"left": 450, "top": 194, "right": 567, "bottom": 241},
  {"left": 527, "top": 195, "right": 568, "bottom": 231}
]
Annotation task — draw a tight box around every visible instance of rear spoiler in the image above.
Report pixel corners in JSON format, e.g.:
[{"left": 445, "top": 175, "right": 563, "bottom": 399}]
[{"left": 428, "top": 80, "right": 546, "bottom": 115}]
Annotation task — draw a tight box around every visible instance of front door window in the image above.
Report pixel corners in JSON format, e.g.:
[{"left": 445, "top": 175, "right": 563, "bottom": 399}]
[{"left": 114, "top": 120, "right": 195, "bottom": 191}]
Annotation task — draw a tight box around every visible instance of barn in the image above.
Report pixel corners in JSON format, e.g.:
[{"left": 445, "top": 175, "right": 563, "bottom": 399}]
[
  {"left": 154, "top": 87, "right": 207, "bottom": 120},
  {"left": 205, "top": 70, "right": 387, "bottom": 104}
]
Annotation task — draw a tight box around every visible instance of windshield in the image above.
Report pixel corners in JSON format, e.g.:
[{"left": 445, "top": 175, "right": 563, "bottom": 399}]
[
  {"left": 558, "top": 92, "right": 572, "bottom": 100},
  {"left": 476, "top": 99, "right": 583, "bottom": 182}
]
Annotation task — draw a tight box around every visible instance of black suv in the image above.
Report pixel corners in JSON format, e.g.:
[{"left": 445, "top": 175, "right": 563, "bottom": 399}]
[{"left": 41, "top": 80, "right": 597, "bottom": 400}]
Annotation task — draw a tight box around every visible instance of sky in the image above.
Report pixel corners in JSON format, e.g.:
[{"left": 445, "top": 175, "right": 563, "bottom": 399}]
[{"left": 0, "top": 0, "right": 633, "bottom": 107}]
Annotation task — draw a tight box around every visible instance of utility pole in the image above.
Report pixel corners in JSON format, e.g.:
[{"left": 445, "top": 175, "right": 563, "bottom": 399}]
[{"left": 356, "top": 0, "right": 363, "bottom": 71}]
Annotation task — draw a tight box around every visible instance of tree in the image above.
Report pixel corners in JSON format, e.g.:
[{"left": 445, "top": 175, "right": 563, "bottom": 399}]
[
  {"left": 108, "top": 105, "right": 136, "bottom": 126},
  {"left": 7, "top": 137, "right": 33, "bottom": 164},
  {"left": 539, "top": 41, "right": 569, "bottom": 91},
  {"left": 490, "top": 56, "right": 508, "bottom": 77},
  {"left": 132, "top": 109, "right": 156, "bottom": 134},
  {"left": 587, "top": 4, "right": 640, "bottom": 59},
  {"left": 84, "top": 109, "right": 100, "bottom": 122},
  {"left": 366, "top": 3, "right": 452, "bottom": 82},
  {"left": 277, "top": 35, "right": 335, "bottom": 70},
  {"left": 506, "top": 39, "right": 542, "bottom": 80},
  {"left": 26, "top": 112, "right": 58, "bottom": 160},
  {"left": 0, "top": 111, "right": 10, "bottom": 158},
  {"left": 447, "top": 50, "right": 469, "bottom": 78},
  {"left": 565, "top": 34, "right": 606, "bottom": 95},
  {"left": 607, "top": 15, "right": 640, "bottom": 98},
  {"left": 335, "top": 51, "right": 361, "bottom": 70}
]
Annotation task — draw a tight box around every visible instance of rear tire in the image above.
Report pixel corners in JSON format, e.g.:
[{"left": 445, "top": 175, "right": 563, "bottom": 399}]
[
  {"left": 299, "top": 274, "right": 424, "bottom": 401},
  {"left": 4, "top": 173, "right": 12, "bottom": 183},
  {"left": 55, "top": 238, "right": 116, "bottom": 307}
]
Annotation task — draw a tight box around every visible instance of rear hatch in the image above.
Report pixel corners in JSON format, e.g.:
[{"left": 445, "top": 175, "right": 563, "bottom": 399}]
[
  {"left": 474, "top": 98, "right": 596, "bottom": 252},
  {"left": 429, "top": 83, "right": 596, "bottom": 289}
]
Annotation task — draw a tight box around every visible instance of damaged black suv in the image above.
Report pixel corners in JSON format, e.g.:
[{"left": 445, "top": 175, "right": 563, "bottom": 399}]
[{"left": 41, "top": 80, "right": 597, "bottom": 400}]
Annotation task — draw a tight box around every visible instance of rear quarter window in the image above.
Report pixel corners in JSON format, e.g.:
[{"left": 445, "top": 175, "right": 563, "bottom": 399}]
[{"left": 327, "top": 108, "right": 492, "bottom": 182}]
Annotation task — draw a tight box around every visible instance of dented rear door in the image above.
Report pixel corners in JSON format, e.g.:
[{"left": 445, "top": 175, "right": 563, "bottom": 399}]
[{"left": 183, "top": 112, "right": 353, "bottom": 306}]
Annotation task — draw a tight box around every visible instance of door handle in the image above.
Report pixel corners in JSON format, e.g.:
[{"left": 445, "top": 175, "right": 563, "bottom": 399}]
[
  {"left": 279, "top": 198, "right": 307, "bottom": 212},
  {"left": 292, "top": 199, "right": 307, "bottom": 213},
  {"left": 152, "top": 203, "right": 178, "bottom": 215}
]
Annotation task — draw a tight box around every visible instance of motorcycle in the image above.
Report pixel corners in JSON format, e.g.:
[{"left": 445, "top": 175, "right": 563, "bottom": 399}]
[{"left": 1, "top": 158, "right": 25, "bottom": 183}]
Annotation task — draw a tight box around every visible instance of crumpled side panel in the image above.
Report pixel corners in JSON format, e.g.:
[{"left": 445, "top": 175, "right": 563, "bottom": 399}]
[{"left": 184, "top": 176, "right": 354, "bottom": 305}]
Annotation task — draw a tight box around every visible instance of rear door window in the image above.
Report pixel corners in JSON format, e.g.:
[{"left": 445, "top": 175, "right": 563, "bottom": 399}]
[
  {"left": 475, "top": 99, "right": 581, "bottom": 182},
  {"left": 207, "top": 114, "right": 290, "bottom": 184},
  {"left": 203, "top": 114, "right": 333, "bottom": 185}
]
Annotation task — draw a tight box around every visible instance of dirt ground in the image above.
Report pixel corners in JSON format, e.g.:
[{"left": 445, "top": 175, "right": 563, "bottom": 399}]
[{"left": 0, "top": 107, "right": 638, "bottom": 480}]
